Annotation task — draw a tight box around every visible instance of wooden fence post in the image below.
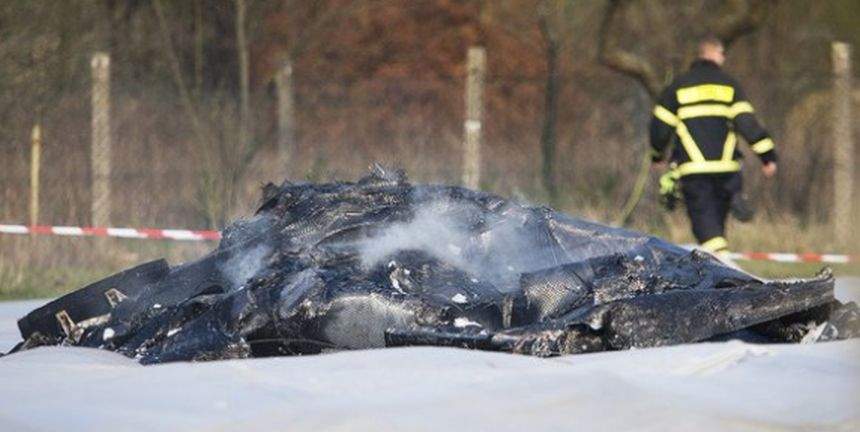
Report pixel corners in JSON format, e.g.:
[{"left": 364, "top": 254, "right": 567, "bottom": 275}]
[
  {"left": 275, "top": 59, "right": 295, "bottom": 174},
  {"left": 463, "top": 46, "right": 485, "bottom": 189},
  {"left": 831, "top": 42, "right": 853, "bottom": 241},
  {"left": 30, "top": 125, "right": 41, "bottom": 227},
  {"left": 91, "top": 52, "right": 111, "bottom": 228}
]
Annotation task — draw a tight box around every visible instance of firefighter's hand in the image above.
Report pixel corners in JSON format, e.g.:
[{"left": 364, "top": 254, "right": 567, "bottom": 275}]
[
  {"left": 651, "top": 161, "right": 666, "bottom": 171},
  {"left": 761, "top": 162, "right": 777, "bottom": 178}
]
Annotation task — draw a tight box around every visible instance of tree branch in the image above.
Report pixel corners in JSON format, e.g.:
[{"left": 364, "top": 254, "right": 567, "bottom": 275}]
[
  {"left": 152, "top": 0, "right": 212, "bottom": 145},
  {"left": 288, "top": 0, "right": 366, "bottom": 61},
  {"left": 597, "top": 0, "right": 662, "bottom": 99},
  {"left": 710, "top": 0, "right": 773, "bottom": 47}
]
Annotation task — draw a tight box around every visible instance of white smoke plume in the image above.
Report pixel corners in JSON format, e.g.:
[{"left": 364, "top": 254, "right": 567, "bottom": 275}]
[
  {"left": 356, "top": 198, "right": 570, "bottom": 291},
  {"left": 219, "top": 243, "right": 272, "bottom": 288},
  {"left": 358, "top": 200, "right": 472, "bottom": 270}
]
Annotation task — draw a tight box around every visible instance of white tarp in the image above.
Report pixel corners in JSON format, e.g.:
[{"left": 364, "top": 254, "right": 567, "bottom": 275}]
[{"left": 0, "top": 279, "right": 857, "bottom": 432}]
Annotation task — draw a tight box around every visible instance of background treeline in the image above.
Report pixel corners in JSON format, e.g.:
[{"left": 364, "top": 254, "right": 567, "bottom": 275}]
[{"left": 0, "top": 0, "right": 858, "bottom": 297}]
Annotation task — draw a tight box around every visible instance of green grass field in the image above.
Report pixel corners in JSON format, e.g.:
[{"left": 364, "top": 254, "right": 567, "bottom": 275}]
[
  {"left": 0, "top": 265, "right": 112, "bottom": 301},
  {"left": 0, "top": 236, "right": 210, "bottom": 301},
  {"left": 738, "top": 261, "right": 858, "bottom": 279}
]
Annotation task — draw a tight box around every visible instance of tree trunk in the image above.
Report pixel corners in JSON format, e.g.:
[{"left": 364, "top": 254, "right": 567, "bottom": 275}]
[
  {"left": 275, "top": 59, "right": 296, "bottom": 176},
  {"left": 540, "top": 30, "right": 560, "bottom": 204}
]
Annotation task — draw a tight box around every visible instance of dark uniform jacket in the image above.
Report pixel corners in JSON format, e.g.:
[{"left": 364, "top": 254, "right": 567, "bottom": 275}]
[{"left": 649, "top": 59, "right": 776, "bottom": 177}]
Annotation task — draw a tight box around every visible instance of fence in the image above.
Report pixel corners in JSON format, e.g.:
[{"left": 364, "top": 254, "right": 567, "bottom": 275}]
[{"left": 4, "top": 43, "right": 857, "bottom": 229}]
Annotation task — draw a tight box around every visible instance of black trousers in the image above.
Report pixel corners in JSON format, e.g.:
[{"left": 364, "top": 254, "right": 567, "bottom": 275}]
[{"left": 680, "top": 172, "right": 742, "bottom": 246}]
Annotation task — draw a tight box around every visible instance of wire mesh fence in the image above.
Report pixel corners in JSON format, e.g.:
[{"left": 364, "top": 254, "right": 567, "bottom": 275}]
[{"left": 0, "top": 60, "right": 857, "bottom": 232}]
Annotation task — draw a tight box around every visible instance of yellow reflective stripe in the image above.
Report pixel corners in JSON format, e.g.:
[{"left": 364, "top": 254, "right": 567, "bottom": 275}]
[
  {"left": 653, "top": 105, "right": 679, "bottom": 126},
  {"left": 750, "top": 137, "right": 775, "bottom": 154},
  {"left": 701, "top": 236, "right": 729, "bottom": 253},
  {"left": 675, "top": 122, "right": 706, "bottom": 162},
  {"left": 676, "top": 84, "right": 734, "bottom": 104},
  {"left": 676, "top": 102, "right": 755, "bottom": 119},
  {"left": 721, "top": 132, "right": 737, "bottom": 161},
  {"left": 676, "top": 160, "right": 741, "bottom": 176},
  {"left": 677, "top": 104, "right": 731, "bottom": 119},
  {"left": 730, "top": 101, "right": 754, "bottom": 116}
]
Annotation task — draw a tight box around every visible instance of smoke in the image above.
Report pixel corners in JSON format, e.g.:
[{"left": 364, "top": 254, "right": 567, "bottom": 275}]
[
  {"left": 219, "top": 243, "right": 272, "bottom": 288},
  {"left": 357, "top": 198, "right": 572, "bottom": 291},
  {"left": 357, "top": 200, "right": 473, "bottom": 270}
]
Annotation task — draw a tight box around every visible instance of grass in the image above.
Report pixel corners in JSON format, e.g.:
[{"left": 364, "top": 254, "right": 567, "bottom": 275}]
[
  {"left": 0, "top": 235, "right": 210, "bottom": 301},
  {"left": 0, "top": 265, "right": 113, "bottom": 301},
  {"left": 737, "top": 261, "right": 859, "bottom": 279}
]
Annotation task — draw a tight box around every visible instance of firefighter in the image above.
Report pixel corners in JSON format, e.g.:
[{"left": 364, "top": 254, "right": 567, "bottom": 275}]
[{"left": 650, "top": 35, "right": 777, "bottom": 255}]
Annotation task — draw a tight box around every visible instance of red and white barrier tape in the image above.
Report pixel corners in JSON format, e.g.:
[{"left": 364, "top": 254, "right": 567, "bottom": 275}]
[
  {"left": 0, "top": 223, "right": 855, "bottom": 263},
  {"left": 724, "top": 252, "right": 856, "bottom": 264},
  {"left": 0, "top": 224, "right": 221, "bottom": 241}
]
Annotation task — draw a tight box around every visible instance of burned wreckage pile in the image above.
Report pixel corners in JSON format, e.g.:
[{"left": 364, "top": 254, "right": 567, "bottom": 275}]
[{"left": 9, "top": 168, "right": 860, "bottom": 363}]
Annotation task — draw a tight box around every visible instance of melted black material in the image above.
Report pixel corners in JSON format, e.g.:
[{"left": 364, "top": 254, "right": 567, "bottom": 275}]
[{"left": 10, "top": 168, "right": 859, "bottom": 363}]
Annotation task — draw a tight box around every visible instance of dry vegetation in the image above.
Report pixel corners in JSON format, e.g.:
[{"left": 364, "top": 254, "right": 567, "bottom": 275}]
[{"left": 0, "top": 0, "right": 858, "bottom": 298}]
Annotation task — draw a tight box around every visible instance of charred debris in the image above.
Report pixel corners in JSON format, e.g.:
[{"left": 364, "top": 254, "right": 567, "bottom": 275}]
[{"left": 9, "top": 168, "right": 860, "bottom": 363}]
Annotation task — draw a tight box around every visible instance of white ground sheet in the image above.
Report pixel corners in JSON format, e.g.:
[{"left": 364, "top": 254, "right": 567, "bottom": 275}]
[{"left": 0, "top": 279, "right": 857, "bottom": 431}]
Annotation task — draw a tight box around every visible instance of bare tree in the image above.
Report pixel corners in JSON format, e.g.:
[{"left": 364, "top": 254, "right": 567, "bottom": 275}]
[
  {"left": 479, "top": 0, "right": 575, "bottom": 204},
  {"left": 194, "top": 0, "right": 204, "bottom": 97},
  {"left": 152, "top": 0, "right": 210, "bottom": 144},
  {"left": 152, "top": 0, "right": 223, "bottom": 225},
  {"left": 597, "top": 0, "right": 773, "bottom": 224},
  {"left": 537, "top": 0, "right": 566, "bottom": 204},
  {"left": 264, "top": 0, "right": 368, "bottom": 172},
  {"left": 151, "top": 0, "right": 365, "bottom": 224}
]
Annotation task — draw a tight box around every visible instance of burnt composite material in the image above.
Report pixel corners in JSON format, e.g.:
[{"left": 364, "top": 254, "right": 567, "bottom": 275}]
[{"left": 10, "top": 169, "right": 859, "bottom": 363}]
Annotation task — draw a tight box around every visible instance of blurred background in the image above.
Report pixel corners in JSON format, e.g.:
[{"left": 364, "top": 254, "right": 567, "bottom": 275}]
[{"left": 0, "top": 0, "right": 858, "bottom": 298}]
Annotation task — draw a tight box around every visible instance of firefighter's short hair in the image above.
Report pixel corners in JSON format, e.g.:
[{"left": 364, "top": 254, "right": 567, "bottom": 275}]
[{"left": 698, "top": 34, "right": 724, "bottom": 52}]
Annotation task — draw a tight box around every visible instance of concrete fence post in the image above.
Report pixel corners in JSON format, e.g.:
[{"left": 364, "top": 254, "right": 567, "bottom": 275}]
[
  {"left": 30, "top": 125, "right": 41, "bottom": 227},
  {"left": 463, "top": 46, "right": 485, "bottom": 189},
  {"left": 91, "top": 52, "right": 111, "bottom": 228},
  {"left": 275, "top": 59, "right": 296, "bottom": 175},
  {"left": 236, "top": 0, "right": 250, "bottom": 150},
  {"left": 831, "top": 42, "right": 853, "bottom": 241}
]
